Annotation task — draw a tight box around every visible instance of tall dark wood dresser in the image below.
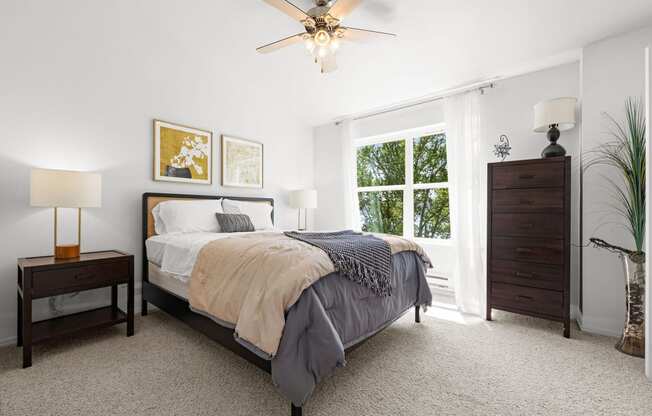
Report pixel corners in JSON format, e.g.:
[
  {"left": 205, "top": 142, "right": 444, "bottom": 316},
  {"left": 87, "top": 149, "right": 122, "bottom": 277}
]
[{"left": 486, "top": 156, "right": 571, "bottom": 338}]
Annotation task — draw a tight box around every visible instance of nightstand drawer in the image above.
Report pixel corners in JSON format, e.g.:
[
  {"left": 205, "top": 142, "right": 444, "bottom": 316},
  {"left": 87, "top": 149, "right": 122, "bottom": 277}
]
[
  {"left": 492, "top": 162, "right": 564, "bottom": 189},
  {"left": 32, "top": 261, "right": 130, "bottom": 298}
]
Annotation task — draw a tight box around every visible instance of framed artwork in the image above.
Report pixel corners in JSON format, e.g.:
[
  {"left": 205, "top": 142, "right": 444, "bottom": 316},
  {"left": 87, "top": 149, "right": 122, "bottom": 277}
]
[
  {"left": 154, "top": 120, "right": 212, "bottom": 184},
  {"left": 221, "top": 135, "right": 264, "bottom": 188}
]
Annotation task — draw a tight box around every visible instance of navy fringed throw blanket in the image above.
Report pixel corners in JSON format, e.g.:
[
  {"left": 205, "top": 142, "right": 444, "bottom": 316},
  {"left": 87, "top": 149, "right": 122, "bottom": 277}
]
[{"left": 284, "top": 230, "right": 393, "bottom": 296}]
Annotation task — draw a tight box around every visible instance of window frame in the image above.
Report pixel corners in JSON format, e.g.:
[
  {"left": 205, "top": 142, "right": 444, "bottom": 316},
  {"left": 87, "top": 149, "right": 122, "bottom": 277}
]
[{"left": 355, "top": 123, "right": 451, "bottom": 244}]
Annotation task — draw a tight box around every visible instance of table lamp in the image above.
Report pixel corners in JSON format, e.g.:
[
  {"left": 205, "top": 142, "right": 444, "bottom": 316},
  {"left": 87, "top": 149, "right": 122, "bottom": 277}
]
[
  {"left": 289, "top": 189, "right": 317, "bottom": 231},
  {"left": 533, "top": 97, "right": 577, "bottom": 158},
  {"left": 30, "top": 168, "right": 102, "bottom": 259}
]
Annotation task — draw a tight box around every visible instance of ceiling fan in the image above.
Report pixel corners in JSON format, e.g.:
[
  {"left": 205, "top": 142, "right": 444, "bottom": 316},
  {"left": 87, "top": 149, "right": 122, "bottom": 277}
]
[{"left": 257, "top": 0, "right": 396, "bottom": 74}]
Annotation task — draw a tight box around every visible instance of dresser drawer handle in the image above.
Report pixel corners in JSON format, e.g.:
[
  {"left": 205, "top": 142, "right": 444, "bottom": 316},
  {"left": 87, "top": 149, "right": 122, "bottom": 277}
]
[
  {"left": 519, "top": 199, "right": 533, "bottom": 205},
  {"left": 516, "top": 295, "right": 534, "bottom": 301},
  {"left": 515, "top": 248, "right": 533, "bottom": 254},
  {"left": 518, "top": 223, "right": 534, "bottom": 229},
  {"left": 515, "top": 271, "right": 534, "bottom": 278},
  {"left": 75, "top": 272, "right": 96, "bottom": 281},
  {"left": 519, "top": 174, "right": 535, "bottom": 180}
]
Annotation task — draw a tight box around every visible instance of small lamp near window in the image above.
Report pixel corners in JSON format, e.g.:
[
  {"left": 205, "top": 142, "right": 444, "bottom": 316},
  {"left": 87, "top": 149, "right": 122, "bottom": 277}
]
[
  {"left": 533, "top": 97, "right": 577, "bottom": 158},
  {"left": 30, "top": 168, "right": 102, "bottom": 259},
  {"left": 289, "top": 189, "right": 317, "bottom": 231}
]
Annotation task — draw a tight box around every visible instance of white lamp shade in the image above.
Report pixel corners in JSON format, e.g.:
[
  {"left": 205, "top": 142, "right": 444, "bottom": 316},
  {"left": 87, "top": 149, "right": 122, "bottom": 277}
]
[
  {"left": 289, "top": 189, "right": 317, "bottom": 209},
  {"left": 31, "top": 168, "right": 102, "bottom": 208},
  {"left": 533, "top": 97, "right": 577, "bottom": 133}
]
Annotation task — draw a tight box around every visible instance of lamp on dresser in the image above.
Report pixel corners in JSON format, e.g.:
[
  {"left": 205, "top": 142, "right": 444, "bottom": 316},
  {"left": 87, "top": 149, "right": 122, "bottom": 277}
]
[
  {"left": 289, "top": 189, "right": 317, "bottom": 231},
  {"left": 30, "top": 168, "right": 102, "bottom": 259},
  {"left": 534, "top": 97, "right": 577, "bottom": 158}
]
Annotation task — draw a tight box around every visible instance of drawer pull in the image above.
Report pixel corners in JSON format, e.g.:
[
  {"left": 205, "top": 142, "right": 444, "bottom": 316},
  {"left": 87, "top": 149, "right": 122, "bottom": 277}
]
[
  {"left": 518, "top": 223, "right": 534, "bottom": 229},
  {"left": 519, "top": 174, "right": 535, "bottom": 180},
  {"left": 75, "top": 272, "right": 96, "bottom": 281},
  {"left": 515, "top": 271, "right": 534, "bottom": 278},
  {"left": 519, "top": 199, "right": 533, "bottom": 205},
  {"left": 515, "top": 248, "right": 534, "bottom": 254},
  {"left": 516, "top": 295, "right": 534, "bottom": 301}
]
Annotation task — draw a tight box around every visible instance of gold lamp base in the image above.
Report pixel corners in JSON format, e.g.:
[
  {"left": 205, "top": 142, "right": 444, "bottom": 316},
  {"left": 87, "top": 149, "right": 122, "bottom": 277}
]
[
  {"left": 53, "top": 207, "right": 82, "bottom": 259},
  {"left": 55, "top": 244, "right": 80, "bottom": 259}
]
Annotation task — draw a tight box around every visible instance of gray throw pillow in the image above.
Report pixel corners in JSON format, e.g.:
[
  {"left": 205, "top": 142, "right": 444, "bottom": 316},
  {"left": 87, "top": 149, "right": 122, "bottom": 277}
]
[{"left": 215, "top": 213, "right": 255, "bottom": 233}]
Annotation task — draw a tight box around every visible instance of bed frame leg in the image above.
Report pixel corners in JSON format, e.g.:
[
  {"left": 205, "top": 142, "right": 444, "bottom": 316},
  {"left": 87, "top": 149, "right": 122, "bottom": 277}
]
[
  {"left": 291, "top": 404, "right": 302, "bottom": 416},
  {"left": 415, "top": 305, "right": 421, "bottom": 323},
  {"left": 141, "top": 298, "right": 148, "bottom": 316}
]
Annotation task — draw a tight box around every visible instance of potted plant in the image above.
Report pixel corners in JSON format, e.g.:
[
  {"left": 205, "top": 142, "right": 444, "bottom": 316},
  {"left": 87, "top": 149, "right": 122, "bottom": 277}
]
[{"left": 587, "top": 98, "right": 646, "bottom": 357}]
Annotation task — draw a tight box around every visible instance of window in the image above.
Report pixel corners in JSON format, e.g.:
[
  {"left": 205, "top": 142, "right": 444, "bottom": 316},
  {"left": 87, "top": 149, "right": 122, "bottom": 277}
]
[{"left": 356, "top": 125, "right": 450, "bottom": 241}]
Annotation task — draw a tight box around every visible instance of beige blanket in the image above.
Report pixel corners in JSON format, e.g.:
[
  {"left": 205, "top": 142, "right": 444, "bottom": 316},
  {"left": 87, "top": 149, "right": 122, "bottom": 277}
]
[{"left": 188, "top": 232, "right": 428, "bottom": 357}]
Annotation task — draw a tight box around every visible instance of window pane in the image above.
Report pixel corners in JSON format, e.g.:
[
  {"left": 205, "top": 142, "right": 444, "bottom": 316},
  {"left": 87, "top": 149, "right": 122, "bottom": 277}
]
[
  {"left": 413, "top": 133, "right": 448, "bottom": 184},
  {"left": 358, "top": 191, "right": 403, "bottom": 236},
  {"left": 414, "top": 188, "right": 450, "bottom": 239},
  {"left": 357, "top": 141, "right": 405, "bottom": 187}
]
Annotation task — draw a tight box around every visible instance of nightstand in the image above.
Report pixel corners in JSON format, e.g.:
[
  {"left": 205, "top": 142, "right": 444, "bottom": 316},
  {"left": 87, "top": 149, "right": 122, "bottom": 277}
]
[{"left": 17, "top": 250, "right": 134, "bottom": 368}]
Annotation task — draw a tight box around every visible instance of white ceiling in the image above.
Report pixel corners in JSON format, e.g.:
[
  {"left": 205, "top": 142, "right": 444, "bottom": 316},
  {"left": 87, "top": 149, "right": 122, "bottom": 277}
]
[
  {"left": 246, "top": 0, "right": 652, "bottom": 125},
  {"left": 5, "top": 0, "right": 652, "bottom": 129}
]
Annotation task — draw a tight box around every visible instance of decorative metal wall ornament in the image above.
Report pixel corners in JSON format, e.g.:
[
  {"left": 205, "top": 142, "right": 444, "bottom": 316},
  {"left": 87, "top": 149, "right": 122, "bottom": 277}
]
[{"left": 493, "top": 134, "right": 512, "bottom": 161}]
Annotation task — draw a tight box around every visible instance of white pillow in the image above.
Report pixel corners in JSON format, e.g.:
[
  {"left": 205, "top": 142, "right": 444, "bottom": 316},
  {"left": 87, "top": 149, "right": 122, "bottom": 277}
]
[
  {"left": 156, "top": 199, "right": 223, "bottom": 234},
  {"left": 152, "top": 204, "right": 167, "bottom": 235},
  {"left": 222, "top": 199, "right": 273, "bottom": 230}
]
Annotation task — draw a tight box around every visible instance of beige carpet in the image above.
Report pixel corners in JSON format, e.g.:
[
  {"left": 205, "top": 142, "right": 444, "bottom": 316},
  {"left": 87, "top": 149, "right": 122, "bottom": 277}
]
[{"left": 1, "top": 308, "right": 651, "bottom": 416}]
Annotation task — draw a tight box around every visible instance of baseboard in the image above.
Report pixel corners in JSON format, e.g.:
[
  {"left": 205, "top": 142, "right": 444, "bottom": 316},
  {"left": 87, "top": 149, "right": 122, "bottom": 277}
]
[
  {"left": 575, "top": 309, "right": 621, "bottom": 337},
  {"left": 0, "top": 335, "right": 16, "bottom": 347}
]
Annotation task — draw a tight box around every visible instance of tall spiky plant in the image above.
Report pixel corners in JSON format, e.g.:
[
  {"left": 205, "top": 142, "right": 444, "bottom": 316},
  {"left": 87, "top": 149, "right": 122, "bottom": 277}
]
[{"left": 588, "top": 98, "right": 646, "bottom": 253}]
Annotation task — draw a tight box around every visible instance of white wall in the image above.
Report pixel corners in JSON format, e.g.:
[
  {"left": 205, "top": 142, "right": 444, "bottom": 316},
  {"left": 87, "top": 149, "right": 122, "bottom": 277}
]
[
  {"left": 313, "top": 63, "right": 581, "bottom": 296},
  {"left": 0, "top": 1, "right": 313, "bottom": 345},
  {"left": 581, "top": 25, "right": 652, "bottom": 336}
]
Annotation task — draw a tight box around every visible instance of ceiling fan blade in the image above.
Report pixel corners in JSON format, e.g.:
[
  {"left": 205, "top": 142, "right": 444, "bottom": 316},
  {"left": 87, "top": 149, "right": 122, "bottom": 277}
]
[
  {"left": 328, "top": 0, "right": 362, "bottom": 19},
  {"left": 339, "top": 26, "right": 397, "bottom": 43},
  {"left": 320, "top": 54, "right": 338, "bottom": 73},
  {"left": 262, "top": 0, "right": 309, "bottom": 22},
  {"left": 256, "top": 34, "right": 305, "bottom": 54}
]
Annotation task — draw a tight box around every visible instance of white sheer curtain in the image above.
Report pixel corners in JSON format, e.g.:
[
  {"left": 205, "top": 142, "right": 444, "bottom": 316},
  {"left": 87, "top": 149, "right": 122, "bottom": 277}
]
[
  {"left": 445, "top": 92, "right": 487, "bottom": 317},
  {"left": 340, "top": 119, "right": 361, "bottom": 231}
]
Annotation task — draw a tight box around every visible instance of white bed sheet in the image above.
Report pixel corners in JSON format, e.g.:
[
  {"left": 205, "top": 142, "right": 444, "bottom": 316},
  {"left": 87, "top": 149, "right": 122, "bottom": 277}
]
[{"left": 145, "top": 231, "right": 269, "bottom": 280}]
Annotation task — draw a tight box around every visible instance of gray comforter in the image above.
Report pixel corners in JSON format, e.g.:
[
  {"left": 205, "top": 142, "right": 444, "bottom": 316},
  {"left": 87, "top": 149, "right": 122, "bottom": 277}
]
[{"left": 271, "top": 250, "right": 432, "bottom": 406}]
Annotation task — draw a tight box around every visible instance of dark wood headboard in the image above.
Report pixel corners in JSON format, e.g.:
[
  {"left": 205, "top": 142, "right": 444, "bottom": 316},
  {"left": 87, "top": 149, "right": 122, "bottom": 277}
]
[{"left": 141, "top": 192, "right": 274, "bottom": 282}]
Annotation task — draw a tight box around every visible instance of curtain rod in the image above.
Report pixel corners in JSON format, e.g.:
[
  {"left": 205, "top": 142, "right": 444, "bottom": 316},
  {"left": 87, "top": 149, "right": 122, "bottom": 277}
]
[{"left": 334, "top": 78, "right": 499, "bottom": 125}]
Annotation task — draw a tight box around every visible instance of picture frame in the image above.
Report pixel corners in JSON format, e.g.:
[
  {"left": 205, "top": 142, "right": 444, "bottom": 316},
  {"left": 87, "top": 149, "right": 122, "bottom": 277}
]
[
  {"left": 221, "top": 135, "right": 264, "bottom": 188},
  {"left": 154, "top": 120, "right": 212, "bottom": 185}
]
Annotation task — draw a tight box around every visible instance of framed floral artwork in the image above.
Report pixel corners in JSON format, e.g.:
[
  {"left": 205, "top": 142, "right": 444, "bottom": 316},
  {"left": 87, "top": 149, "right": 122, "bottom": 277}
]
[
  {"left": 154, "top": 120, "right": 212, "bottom": 184},
  {"left": 221, "top": 135, "right": 264, "bottom": 188}
]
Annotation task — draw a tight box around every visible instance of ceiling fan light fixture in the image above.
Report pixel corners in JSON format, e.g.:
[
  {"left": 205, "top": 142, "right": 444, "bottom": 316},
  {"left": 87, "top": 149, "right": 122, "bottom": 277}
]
[
  {"left": 305, "top": 37, "right": 315, "bottom": 51},
  {"left": 330, "top": 38, "right": 340, "bottom": 51},
  {"left": 314, "top": 29, "right": 331, "bottom": 47},
  {"left": 258, "top": 0, "right": 397, "bottom": 74}
]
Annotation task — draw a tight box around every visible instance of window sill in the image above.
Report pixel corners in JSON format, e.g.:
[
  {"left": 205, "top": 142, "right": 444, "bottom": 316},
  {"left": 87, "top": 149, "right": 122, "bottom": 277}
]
[{"left": 414, "top": 238, "right": 454, "bottom": 247}]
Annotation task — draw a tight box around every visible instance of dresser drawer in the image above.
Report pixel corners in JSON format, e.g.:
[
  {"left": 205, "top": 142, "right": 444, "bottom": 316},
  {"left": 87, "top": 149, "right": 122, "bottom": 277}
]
[
  {"left": 492, "top": 237, "right": 564, "bottom": 265},
  {"left": 490, "top": 283, "right": 564, "bottom": 318},
  {"left": 492, "top": 213, "right": 564, "bottom": 238},
  {"left": 32, "top": 261, "right": 130, "bottom": 298},
  {"left": 492, "top": 162, "right": 564, "bottom": 189},
  {"left": 489, "top": 259, "right": 563, "bottom": 290},
  {"left": 492, "top": 188, "right": 564, "bottom": 213}
]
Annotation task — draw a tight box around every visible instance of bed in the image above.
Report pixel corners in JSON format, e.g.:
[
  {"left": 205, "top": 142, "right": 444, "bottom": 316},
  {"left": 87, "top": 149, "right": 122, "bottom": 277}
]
[{"left": 141, "top": 192, "right": 432, "bottom": 416}]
